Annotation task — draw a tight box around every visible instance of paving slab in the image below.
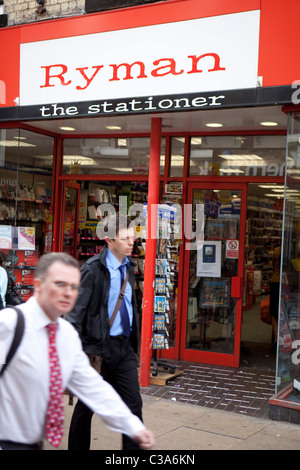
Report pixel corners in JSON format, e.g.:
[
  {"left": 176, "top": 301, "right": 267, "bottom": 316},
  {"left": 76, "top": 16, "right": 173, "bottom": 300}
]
[
  {"left": 153, "top": 426, "right": 242, "bottom": 450},
  {"left": 43, "top": 394, "right": 300, "bottom": 451}
]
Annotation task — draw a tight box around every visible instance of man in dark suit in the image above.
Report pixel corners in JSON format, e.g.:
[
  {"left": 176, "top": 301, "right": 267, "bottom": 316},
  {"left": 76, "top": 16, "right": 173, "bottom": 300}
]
[{"left": 67, "top": 214, "right": 143, "bottom": 450}]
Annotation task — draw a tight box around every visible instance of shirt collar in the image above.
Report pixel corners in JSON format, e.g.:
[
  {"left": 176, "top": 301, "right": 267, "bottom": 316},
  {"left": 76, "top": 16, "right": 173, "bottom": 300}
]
[
  {"left": 24, "top": 296, "right": 60, "bottom": 330},
  {"left": 107, "top": 248, "right": 129, "bottom": 270}
]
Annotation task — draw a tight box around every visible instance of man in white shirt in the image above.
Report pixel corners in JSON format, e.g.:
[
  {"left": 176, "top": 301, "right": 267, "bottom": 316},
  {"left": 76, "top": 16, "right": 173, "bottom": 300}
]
[
  {"left": 0, "top": 251, "right": 8, "bottom": 309},
  {"left": 0, "top": 252, "right": 154, "bottom": 450}
]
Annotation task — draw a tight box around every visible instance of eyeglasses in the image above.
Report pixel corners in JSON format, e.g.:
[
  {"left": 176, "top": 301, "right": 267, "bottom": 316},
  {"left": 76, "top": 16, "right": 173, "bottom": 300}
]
[{"left": 51, "top": 281, "right": 82, "bottom": 293}]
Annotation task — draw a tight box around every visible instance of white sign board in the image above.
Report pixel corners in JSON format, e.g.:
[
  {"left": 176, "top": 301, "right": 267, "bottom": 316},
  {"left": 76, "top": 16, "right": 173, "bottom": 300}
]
[{"left": 19, "top": 10, "right": 260, "bottom": 106}]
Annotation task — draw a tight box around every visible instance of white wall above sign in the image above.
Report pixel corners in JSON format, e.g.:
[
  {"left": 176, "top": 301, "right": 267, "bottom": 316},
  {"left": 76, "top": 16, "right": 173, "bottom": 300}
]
[{"left": 20, "top": 10, "right": 260, "bottom": 106}]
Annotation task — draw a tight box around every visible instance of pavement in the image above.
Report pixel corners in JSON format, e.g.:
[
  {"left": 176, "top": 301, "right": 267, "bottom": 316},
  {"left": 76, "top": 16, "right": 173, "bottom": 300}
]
[{"left": 44, "top": 392, "right": 300, "bottom": 451}]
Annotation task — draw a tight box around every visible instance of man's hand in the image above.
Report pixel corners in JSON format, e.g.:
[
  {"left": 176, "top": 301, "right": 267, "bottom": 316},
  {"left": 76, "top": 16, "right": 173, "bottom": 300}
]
[{"left": 133, "top": 429, "right": 155, "bottom": 450}]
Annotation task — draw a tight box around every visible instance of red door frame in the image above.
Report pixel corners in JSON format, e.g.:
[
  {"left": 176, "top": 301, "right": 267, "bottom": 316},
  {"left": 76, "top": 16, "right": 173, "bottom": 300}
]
[{"left": 179, "top": 181, "right": 248, "bottom": 368}]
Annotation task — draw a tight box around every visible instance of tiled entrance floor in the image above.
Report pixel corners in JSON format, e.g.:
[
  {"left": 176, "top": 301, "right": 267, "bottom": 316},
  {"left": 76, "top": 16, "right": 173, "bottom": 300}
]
[{"left": 141, "top": 358, "right": 276, "bottom": 420}]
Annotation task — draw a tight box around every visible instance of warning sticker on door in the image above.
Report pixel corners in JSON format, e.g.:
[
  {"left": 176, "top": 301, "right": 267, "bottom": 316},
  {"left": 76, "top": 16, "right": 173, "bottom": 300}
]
[{"left": 226, "top": 240, "right": 239, "bottom": 259}]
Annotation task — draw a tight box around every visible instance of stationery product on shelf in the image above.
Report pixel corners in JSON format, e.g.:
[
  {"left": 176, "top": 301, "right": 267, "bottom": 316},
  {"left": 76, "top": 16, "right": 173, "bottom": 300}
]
[{"left": 2, "top": 249, "right": 39, "bottom": 302}]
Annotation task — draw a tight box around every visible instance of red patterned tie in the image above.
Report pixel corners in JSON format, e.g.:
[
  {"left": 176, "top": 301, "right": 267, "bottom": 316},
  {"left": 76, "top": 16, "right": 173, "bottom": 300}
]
[{"left": 45, "top": 323, "right": 64, "bottom": 448}]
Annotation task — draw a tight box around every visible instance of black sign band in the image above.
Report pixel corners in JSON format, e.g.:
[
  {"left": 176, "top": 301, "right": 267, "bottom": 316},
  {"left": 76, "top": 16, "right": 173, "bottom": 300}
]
[{"left": 0, "top": 85, "right": 294, "bottom": 122}]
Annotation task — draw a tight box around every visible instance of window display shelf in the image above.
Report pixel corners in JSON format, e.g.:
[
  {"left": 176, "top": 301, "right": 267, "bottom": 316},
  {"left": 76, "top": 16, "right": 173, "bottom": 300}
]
[{"left": 245, "top": 197, "right": 282, "bottom": 299}]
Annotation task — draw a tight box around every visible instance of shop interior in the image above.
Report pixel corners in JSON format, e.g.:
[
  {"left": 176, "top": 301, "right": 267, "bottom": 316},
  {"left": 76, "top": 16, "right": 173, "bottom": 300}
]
[{"left": 241, "top": 182, "right": 283, "bottom": 370}]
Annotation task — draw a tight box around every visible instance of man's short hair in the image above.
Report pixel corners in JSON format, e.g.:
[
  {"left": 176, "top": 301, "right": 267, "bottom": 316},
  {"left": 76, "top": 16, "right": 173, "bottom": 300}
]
[
  {"left": 35, "top": 252, "right": 79, "bottom": 280},
  {"left": 99, "top": 214, "right": 131, "bottom": 240}
]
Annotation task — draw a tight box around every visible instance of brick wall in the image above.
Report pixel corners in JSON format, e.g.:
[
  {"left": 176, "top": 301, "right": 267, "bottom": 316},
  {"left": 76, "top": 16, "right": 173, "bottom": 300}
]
[
  {"left": 2, "top": 0, "right": 171, "bottom": 26},
  {"left": 3, "top": 0, "right": 85, "bottom": 26}
]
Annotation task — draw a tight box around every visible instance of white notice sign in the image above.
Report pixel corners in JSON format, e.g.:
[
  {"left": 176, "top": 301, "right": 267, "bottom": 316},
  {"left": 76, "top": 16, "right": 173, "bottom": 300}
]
[{"left": 226, "top": 239, "right": 239, "bottom": 259}]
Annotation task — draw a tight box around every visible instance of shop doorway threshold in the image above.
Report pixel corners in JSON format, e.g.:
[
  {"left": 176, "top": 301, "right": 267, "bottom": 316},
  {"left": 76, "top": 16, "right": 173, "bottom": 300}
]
[{"left": 141, "top": 351, "right": 276, "bottom": 420}]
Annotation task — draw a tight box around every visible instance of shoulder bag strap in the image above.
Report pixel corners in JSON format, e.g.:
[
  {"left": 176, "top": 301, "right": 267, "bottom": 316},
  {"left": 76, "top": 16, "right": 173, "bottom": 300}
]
[
  {"left": 0, "top": 307, "right": 25, "bottom": 377},
  {"left": 109, "top": 270, "right": 129, "bottom": 328}
]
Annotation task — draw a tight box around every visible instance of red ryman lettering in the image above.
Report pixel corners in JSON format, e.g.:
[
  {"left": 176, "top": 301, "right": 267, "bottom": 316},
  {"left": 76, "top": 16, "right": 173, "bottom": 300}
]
[
  {"left": 40, "top": 52, "right": 226, "bottom": 90},
  {"left": 151, "top": 58, "right": 184, "bottom": 77},
  {"left": 76, "top": 66, "right": 104, "bottom": 90},
  {"left": 187, "top": 53, "right": 226, "bottom": 74},
  {"left": 109, "top": 62, "right": 147, "bottom": 81},
  {"left": 40, "top": 64, "right": 71, "bottom": 88}
]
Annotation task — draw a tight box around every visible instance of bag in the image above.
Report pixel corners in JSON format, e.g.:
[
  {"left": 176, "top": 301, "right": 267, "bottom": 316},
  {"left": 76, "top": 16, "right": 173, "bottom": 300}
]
[
  {"left": 0, "top": 307, "right": 25, "bottom": 377},
  {"left": 5, "top": 271, "right": 23, "bottom": 307},
  {"left": 260, "top": 295, "right": 272, "bottom": 325},
  {"left": 109, "top": 269, "right": 129, "bottom": 328}
]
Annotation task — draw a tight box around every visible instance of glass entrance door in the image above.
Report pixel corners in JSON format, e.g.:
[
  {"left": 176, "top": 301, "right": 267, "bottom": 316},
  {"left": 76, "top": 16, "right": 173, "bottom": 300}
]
[{"left": 181, "top": 183, "right": 247, "bottom": 367}]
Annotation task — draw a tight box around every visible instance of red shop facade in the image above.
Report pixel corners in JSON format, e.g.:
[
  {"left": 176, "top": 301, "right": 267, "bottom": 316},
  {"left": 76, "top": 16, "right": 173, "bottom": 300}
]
[{"left": 0, "top": 0, "right": 299, "bottom": 385}]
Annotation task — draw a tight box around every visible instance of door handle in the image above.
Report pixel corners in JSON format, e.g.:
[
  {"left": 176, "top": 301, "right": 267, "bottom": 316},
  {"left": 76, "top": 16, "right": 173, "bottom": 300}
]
[{"left": 231, "top": 277, "right": 242, "bottom": 298}]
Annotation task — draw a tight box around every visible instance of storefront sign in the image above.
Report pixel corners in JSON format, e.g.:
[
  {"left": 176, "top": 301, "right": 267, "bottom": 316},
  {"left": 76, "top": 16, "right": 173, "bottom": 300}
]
[
  {"left": 37, "top": 93, "right": 226, "bottom": 117},
  {"left": 19, "top": 10, "right": 260, "bottom": 106},
  {"left": 0, "top": 85, "right": 292, "bottom": 122}
]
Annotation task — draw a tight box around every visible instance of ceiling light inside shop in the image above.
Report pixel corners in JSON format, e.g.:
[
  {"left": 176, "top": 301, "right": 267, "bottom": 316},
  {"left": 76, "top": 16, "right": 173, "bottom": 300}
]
[
  {"left": 106, "top": 126, "right": 122, "bottom": 130},
  {"left": 258, "top": 185, "right": 285, "bottom": 189},
  {"left": 265, "top": 193, "right": 284, "bottom": 197},
  {"left": 160, "top": 154, "right": 186, "bottom": 166},
  {"left": 219, "top": 168, "right": 244, "bottom": 173},
  {"left": 111, "top": 167, "right": 132, "bottom": 172},
  {"left": 0, "top": 140, "right": 36, "bottom": 147},
  {"left": 271, "top": 188, "right": 300, "bottom": 194},
  {"left": 219, "top": 154, "right": 263, "bottom": 161},
  {"left": 206, "top": 123, "right": 223, "bottom": 128},
  {"left": 260, "top": 122, "right": 279, "bottom": 126},
  {"left": 63, "top": 156, "right": 97, "bottom": 165},
  {"left": 190, "top": 137, "right": 203, "bottom": 145},
  {"left": 91, "top": 147, "right": 129, "bottom": 157},
  {"left": 219, "top": 154, "right": 266, "bottom": 168},
  {"left": 174, "top": 137, "right": 185, "bottom": 143},
  {"left": 60, "top": 127, "right": 76, "bottom": 131}
]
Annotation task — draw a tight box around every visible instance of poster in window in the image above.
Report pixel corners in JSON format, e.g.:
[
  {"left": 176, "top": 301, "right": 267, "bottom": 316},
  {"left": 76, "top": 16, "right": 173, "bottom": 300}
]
[
  {"left": 17, "top": 227, "right": 35, "bottom": 250},
  {"left": 197, "top": 241, "right": 221, "bottom": 278},
  {"left": 200, "top": 278, "right": 230, "bottom": 308}
]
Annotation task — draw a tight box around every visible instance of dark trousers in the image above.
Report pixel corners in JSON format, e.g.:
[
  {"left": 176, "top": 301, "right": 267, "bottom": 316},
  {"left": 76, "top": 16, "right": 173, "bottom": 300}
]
[
  {"left": 68, "top": 336, "right": 143, "bottom": 451},
  {"left": 0, "top": 440, "right": 43, "bottom": 450}
]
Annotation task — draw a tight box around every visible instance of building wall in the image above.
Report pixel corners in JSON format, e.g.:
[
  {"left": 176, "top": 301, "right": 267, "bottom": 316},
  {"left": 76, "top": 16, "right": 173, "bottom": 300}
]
[
  {"left": 3, "top": 0, "right": 85, "bottom": 26},
  {"left": 2, "top": 0, "right": 167, "bottom": 26}
]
